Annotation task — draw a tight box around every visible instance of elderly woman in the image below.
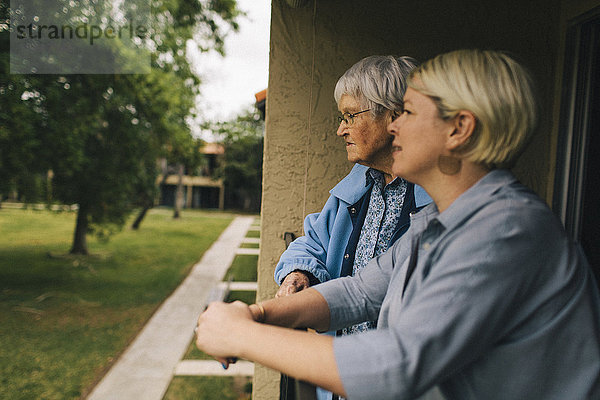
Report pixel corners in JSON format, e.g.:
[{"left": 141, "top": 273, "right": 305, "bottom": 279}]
[
  {"left": 275, "top": 54, "right": 431, "bottom": 400},
  {"left": 275, "top": 55, "right": 430, "bottom": 307},
  {"left": 195, "top": 50, "right": 600, "bottom": 399}
]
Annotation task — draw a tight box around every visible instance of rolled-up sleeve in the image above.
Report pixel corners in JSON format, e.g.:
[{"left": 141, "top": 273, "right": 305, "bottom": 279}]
[{"left": 314, "top": 236, "right": 402, "bottom": 332}]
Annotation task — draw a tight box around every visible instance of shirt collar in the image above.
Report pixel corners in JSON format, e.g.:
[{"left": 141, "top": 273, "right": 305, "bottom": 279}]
[
  {"left": 366, "top": 168, "right": 402, "bottom": 189},
  {"left": 431, "top": 169, "right": 518, "bottom": 232},
  {"left": 330, "top": 163, "right": 372, "bottom": 204}
]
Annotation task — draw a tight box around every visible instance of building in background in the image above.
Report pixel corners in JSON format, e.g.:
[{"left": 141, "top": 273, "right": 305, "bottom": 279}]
[{"left": 157, "top": 143, "right": 225, "bottom": 210}]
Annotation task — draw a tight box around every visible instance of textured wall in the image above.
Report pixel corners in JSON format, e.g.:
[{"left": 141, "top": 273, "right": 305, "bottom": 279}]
[{"left": 255, "top": 0, "right": 572, "bottom": 398}]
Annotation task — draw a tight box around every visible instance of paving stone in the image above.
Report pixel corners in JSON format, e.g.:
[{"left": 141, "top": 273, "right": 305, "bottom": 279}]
[
  {"left": 235, "top": 248, "right": 260, "bottom": 255},
  {"left": 227, "top": 281, "right": 258, "bottom": 291},
  {"left": 174, "top": 360, "right": 254, "bottom": 377}
]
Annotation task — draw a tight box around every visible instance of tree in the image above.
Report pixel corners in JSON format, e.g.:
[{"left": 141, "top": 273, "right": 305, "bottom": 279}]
[
  {"left": 0, "top": 72, "right": 47, "bottom": 205},
  {"left": 0, "top": 2, "right": 48, "bottom": 204},
  {"left": 130, "top": 133, "right": 204, "bottom": 228},
  {"left": 203, "top": 108, "right": 264, "bottom": 211},
  {"left": 0, "top": 0, "right": 242, "bottom": 253}
]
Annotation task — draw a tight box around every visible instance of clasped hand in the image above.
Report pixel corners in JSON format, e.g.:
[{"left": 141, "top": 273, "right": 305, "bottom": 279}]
[{"left": 195, "top": 301, "right": 255, "bottom": 368}]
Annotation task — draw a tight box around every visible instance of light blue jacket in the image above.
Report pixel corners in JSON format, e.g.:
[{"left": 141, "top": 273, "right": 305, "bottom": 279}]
[{"left": 274, "top": 163, "right": 431, "bottom": 285}]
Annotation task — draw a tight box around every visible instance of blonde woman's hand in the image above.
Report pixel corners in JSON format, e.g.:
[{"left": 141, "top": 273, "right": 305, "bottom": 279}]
[{"left": 195, "top": 301, "right": 253, "bottom": 365}]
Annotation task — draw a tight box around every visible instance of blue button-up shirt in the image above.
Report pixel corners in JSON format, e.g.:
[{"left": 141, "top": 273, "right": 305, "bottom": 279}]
[{"left": 316, "top": 169, "right": 600, "bottom": 400}]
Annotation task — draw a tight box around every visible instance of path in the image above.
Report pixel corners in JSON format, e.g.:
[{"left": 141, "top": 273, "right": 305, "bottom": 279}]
[{"left": 86, "top": 215, "right": 256, "bottom": 400}]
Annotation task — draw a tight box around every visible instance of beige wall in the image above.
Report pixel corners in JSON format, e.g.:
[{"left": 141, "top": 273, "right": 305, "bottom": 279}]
[{"left": 255, "top": 0, "right": 600, "bottom": 398}]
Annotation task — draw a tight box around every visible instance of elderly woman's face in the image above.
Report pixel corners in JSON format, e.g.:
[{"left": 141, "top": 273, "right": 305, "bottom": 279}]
[
  {"left": 388, "top": 88, "right": 453, "bottom": 183},
  {"left": 336, "top": 95, "right": 393, "bottom": 171}
]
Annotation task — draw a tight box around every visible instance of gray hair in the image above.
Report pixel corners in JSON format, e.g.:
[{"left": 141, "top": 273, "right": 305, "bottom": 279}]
[{"left": 334, "top": 55, "right": 419, "bottom": 118}]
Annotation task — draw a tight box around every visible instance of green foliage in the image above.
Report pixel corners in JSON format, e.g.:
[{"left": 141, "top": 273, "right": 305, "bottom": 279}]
[
  {"left": 0, "top": 0, "right": 243, "bottom": 252},
  {"left": 203, "top": 108, "right": 264, "bottom": 211},
  {"left": 0, "top": 207, "right": 234, "bottom": 400},
  {"left": 0, "top": 29, "right": 48, "bottom": 202}
]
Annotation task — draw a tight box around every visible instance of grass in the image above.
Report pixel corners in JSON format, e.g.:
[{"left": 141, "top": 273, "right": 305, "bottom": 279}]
[
  {"left": 239, "top": 242, "right": 260, "bottom": 248},
  {"left": 227, "top": 290, "right": 256, "bottom": 304},
  {"left": 244, "top": 230, "right": 260, "bottom": 238},
  {"left": 163, "top": 376, "right": 252, "bottom": 400},
  {"left": 0, "top": 207, "right": 235, "bottom": 400},
  {"left": 225, "top": 255, "right": 258, "bottom": 282}
]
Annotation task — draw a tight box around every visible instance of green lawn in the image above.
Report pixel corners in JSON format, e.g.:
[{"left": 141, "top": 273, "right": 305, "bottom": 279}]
[
  {"left": 239, "top": 242, "right": 260, "bottom": 248},
  {"left": 163, "top": 376, "right": 252, "bottom": 400},
  {"left": 244, "top": 229, "right": 260, "bottom": 238},
  {"left": 0, "top": 207, "right": 234, "bottom": 400},
  {"left": 226, "top": 290, "right": 256, "bottom": 304},
  {"left": 226, "top": 255, "right": 258, "bottom": 282}
]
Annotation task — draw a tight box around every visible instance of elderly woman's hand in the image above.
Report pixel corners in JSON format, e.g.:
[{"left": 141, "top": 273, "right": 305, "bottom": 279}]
[
  {"left": 195, "top": 301, "right": 254, "bottom": 365},
  {"left": 276, "top": 271, "right": 311, "bottom": 298}
]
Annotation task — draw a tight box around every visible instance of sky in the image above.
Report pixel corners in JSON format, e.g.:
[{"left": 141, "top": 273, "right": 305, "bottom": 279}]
[{"left": 188, "top": 0, "right": 271, "bottom": 134}]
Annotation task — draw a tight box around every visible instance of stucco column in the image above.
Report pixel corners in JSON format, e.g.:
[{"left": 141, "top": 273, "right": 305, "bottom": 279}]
[{"left": 255, "top": 0, "right": 352, "bottom": 398}]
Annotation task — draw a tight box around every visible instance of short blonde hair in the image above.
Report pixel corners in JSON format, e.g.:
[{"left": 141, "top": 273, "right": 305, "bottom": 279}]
[{"left": 409, "top": 49, "right": 538, "bottom": 169}]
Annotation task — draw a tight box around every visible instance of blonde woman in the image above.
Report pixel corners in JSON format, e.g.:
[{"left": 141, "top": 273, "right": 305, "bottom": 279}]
[{"left": 195, "top": 50, "right": 600, "bottom": 400}]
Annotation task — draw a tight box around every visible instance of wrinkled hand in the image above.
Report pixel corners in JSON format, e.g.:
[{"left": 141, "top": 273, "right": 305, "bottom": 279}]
[
  {"left": 195, "top": 301, "right": 254, "bottom": 366},
  {"left": 276, "top": 271, "right": 311, "bottom": 298}
]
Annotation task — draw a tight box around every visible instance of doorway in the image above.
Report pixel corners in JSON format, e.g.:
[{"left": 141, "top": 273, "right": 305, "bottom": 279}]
[{"left": 554, "top": 10, "right": 600, "bottom": 285}]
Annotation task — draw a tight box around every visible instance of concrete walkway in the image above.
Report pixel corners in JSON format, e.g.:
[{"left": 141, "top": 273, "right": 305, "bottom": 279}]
[{"left": 86, "top": 215, "right": 256, "bottom": 400}]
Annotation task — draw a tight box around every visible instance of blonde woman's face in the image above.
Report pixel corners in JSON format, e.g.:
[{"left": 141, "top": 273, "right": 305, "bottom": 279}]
[{"left": 387, "top": 88, "right": 453, "bottom": 184}]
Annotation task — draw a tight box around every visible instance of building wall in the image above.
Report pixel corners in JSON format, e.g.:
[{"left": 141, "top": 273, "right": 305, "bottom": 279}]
[{"left": 256, "top": 0, "right": 600, "bottom": 398}]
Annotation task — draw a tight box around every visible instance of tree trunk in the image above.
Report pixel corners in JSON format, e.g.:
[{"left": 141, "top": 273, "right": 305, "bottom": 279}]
[
  {"left": 132, "top": 164, "right": 171, "bottom": 230},
  {"left": 173, "top": 163, "right": 184, "bottom": 219},
  {"left": 131, "top": 206, "right": 150, "bottom": 230},
  {"left": 70, "top": 204, "right": 89, "bottom": 255}
]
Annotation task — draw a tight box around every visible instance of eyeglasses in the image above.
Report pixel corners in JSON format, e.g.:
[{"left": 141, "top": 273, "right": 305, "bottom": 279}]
[{"left": 337, "top": 109, "right": 371, "bottom": 125}]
